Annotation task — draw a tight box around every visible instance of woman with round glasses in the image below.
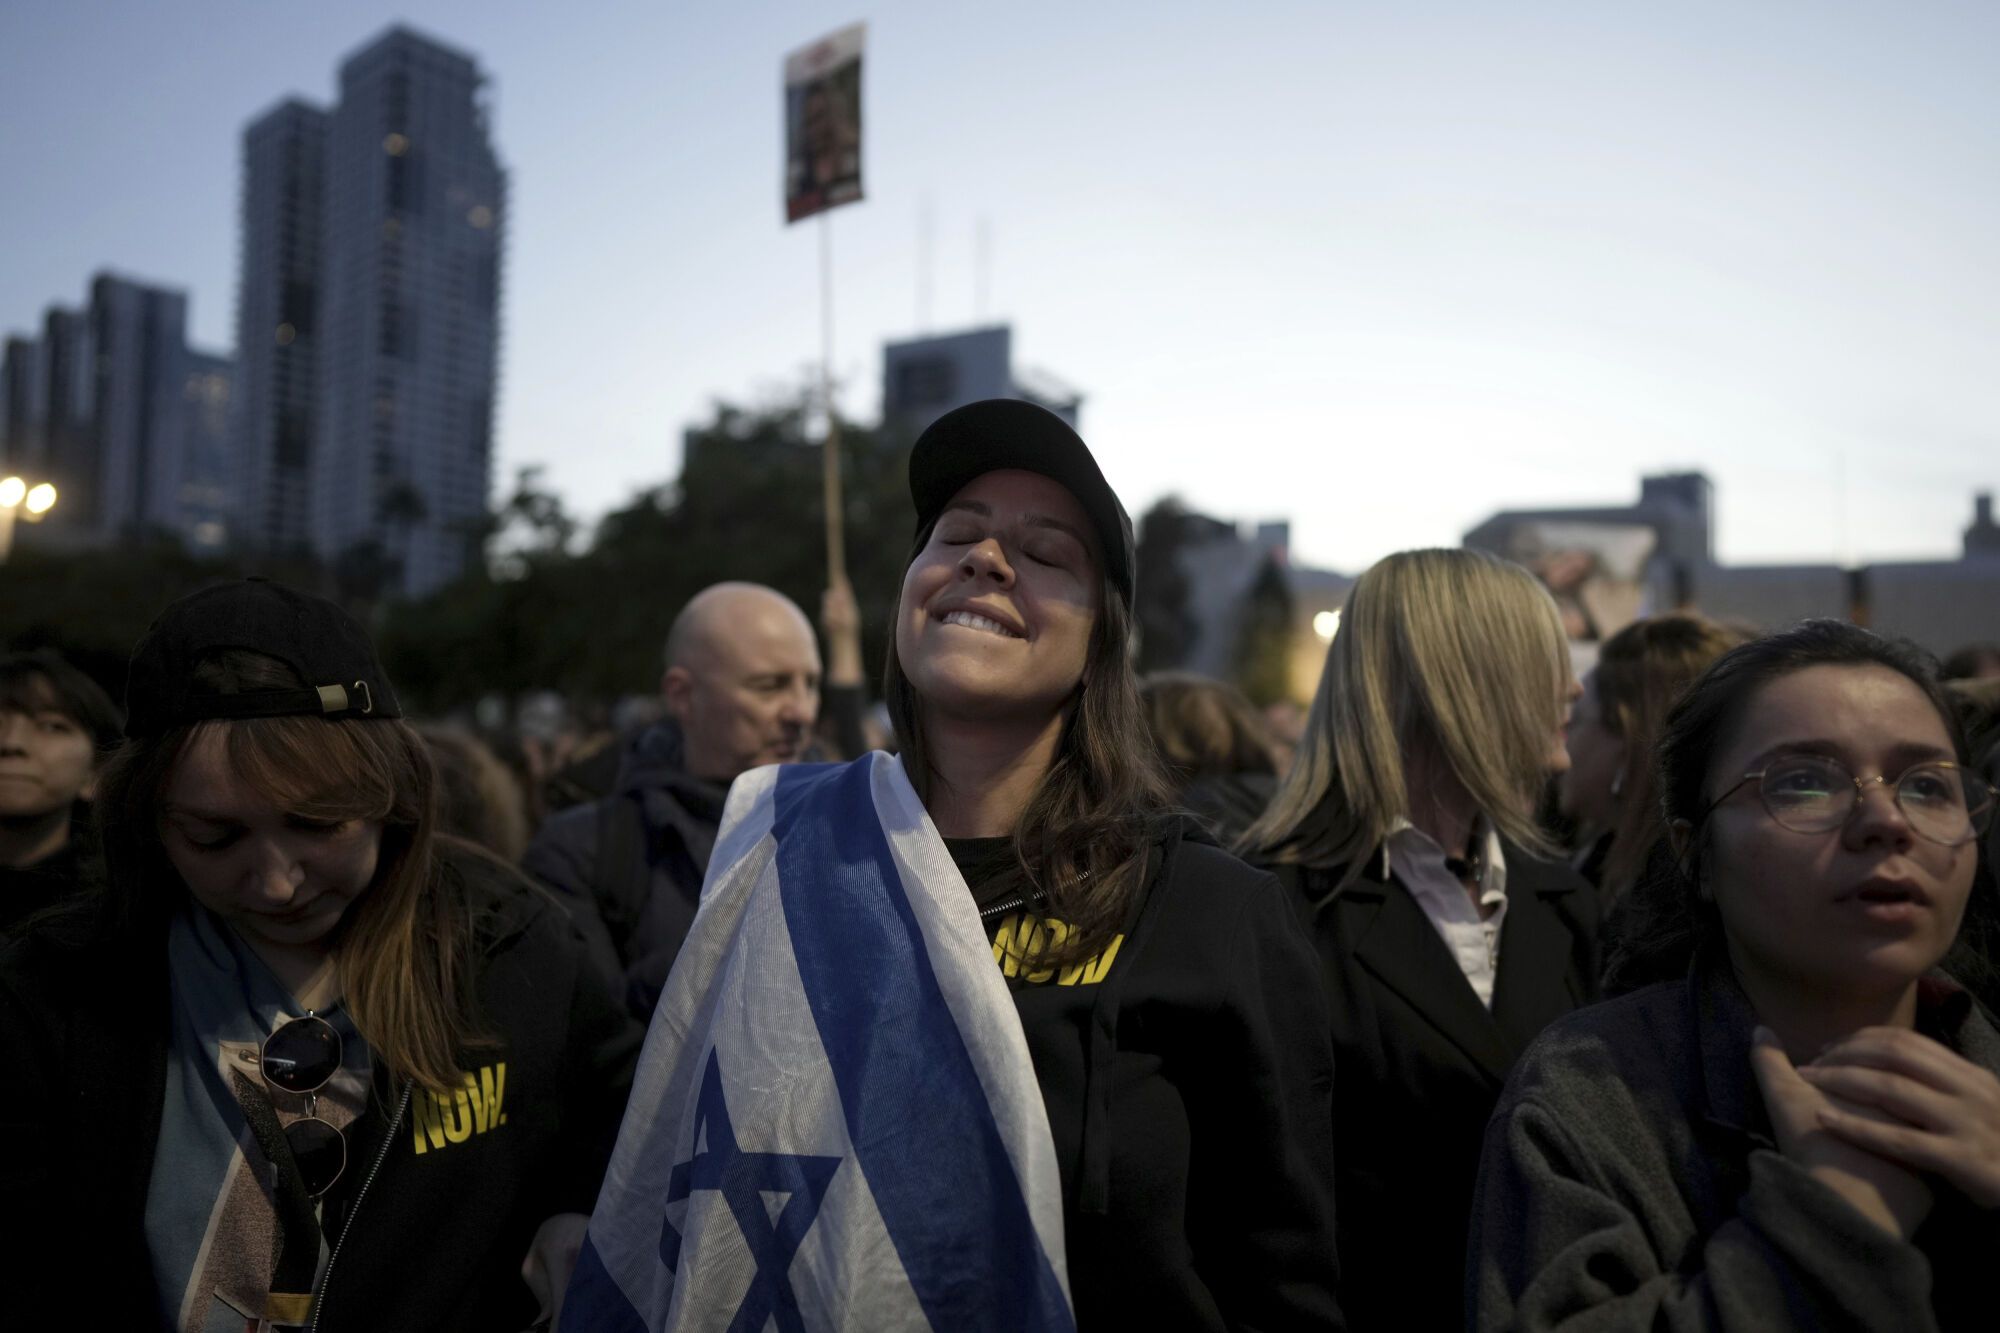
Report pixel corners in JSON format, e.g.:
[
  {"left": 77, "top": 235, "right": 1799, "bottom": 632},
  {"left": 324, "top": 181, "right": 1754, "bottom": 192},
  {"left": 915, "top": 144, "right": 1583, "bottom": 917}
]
[
  {"left": 1470, "top": 620, "right": 2000, "bottom": 1330},
  {"left": 0, "top": 580, "right": 640, "bottom": 1332}
]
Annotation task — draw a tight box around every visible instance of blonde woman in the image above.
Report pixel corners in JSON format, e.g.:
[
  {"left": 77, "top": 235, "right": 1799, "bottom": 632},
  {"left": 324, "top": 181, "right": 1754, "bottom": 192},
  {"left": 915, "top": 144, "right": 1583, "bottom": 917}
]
[{"left": 1240, "top": 547, "right": 1597, "bottom": 1332}]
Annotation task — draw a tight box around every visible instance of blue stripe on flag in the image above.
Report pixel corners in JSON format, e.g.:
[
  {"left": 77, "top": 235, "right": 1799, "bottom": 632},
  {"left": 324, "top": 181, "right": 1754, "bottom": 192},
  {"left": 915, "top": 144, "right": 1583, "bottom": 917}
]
[
  {"left": 565, "top": 1233, "right": 651, "bottom": 1333},
  {"left": 774, "top": 760, "right": 1073, "bottom": 1331}
]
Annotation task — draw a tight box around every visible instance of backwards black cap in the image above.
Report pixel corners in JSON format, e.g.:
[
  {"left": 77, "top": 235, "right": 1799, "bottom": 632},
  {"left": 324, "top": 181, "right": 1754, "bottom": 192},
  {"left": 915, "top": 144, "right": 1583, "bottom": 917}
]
[
  {"left": 908, "top": 398, "right": 1136, "bottom": 605},
  {"left": 124, "top": 578, "right": 402, "bottom": 738}
]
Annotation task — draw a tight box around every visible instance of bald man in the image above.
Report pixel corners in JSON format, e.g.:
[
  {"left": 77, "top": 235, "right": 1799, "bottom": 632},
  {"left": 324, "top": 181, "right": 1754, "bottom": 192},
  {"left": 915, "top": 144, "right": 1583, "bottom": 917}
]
[
  {"left": 663, "top": 583, "right": 823, "bottom": 780},
  {"left": 525, "top": 583, "right": 823, "bottom": 1016}
]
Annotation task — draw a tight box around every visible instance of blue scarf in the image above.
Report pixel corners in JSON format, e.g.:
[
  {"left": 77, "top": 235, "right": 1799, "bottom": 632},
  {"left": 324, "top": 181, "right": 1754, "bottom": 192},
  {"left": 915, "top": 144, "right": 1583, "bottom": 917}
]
[{"left": 145, "top": 906, "right": 371, "bottom": 1331}]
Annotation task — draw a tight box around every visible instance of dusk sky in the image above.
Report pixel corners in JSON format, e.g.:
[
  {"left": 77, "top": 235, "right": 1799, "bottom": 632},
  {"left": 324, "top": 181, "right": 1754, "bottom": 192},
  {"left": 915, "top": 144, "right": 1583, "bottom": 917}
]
[{"left": 3, "top": 1, "right": 1996, "bottom": 573}]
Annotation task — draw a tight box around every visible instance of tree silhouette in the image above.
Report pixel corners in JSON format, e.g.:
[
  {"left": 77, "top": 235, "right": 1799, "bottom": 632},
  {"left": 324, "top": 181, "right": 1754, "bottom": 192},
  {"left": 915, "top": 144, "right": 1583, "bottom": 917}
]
[{"left": 1231, "top": 553, "right": 1295, "bottom": 707}]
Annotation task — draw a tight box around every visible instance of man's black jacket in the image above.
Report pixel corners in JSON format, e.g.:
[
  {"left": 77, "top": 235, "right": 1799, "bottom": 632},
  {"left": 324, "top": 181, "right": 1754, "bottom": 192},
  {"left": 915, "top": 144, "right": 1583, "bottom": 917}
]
[{"left": 524, "top": 720, "right": 726, "bottom": 1020}]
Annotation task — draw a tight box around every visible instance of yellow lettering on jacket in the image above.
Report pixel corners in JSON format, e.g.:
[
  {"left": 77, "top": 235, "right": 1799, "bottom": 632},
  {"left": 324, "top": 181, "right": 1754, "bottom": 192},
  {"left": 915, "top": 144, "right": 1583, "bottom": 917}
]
[
  {"left": 409, "top": 1062, "right": 510, "bottom": 1155},
  {"left": 443, "top": 1088, "right": 474, "bottom": 1143},
  {"left": 483, "top": 1061, "right": 508, "bottom": 1127},
  {"left": 988, "top": 913, "right": 1123, "bottom": 988},
  {"left": 992, "top": 916, "right": 1026, "bottom": 978},
  {"left": 410, "top": 1088, "right": 448, "bottom": 1155}
]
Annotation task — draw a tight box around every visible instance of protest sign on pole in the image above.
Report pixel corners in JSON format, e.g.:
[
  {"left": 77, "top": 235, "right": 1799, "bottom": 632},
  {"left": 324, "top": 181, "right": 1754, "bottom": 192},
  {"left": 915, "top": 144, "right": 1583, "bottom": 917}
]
[
  {"left": 784, "top": 22, "right": 866, "bottom": 225},
  {"left": 785, "top": 23, "right": 866, "bottom": 586}
]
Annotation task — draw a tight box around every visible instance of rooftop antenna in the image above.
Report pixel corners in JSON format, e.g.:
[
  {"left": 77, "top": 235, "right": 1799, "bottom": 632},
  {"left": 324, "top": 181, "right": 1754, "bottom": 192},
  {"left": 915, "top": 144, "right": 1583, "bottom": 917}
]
[
  {"left": 917, "top": 192, "right": 933, "bottom": 332},
  {"left": 975, "top": 216, "right": 991, "bottom": 324}
]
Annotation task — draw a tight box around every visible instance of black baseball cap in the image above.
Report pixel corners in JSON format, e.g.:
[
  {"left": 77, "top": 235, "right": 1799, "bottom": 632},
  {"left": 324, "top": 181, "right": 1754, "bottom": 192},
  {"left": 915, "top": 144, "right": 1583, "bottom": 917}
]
[
  {"left": 908, "top": 398, "right": 1136, "bottom": 606},
  {"left": 124, "top": 579, "right": 402, "bottom": 737}
]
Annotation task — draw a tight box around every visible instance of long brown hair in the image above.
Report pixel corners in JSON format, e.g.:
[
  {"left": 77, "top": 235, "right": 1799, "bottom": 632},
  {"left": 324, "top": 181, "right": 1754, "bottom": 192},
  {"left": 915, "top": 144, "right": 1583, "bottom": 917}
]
[
  {"left": 884, "top": 549, "right": 1172, "bottom": 967},
  {"left": 1239, "top": 548, "right": 1571, "bottom": 884},
  {"left": 96, "top": 651, "right": 488, "bottom": 1096},
  {"left": 1589, "top": 613, "right": 1747, "bottom": 899},
  {"left": 1141, "top": 671, "right": 1279, "bottom": 795}
]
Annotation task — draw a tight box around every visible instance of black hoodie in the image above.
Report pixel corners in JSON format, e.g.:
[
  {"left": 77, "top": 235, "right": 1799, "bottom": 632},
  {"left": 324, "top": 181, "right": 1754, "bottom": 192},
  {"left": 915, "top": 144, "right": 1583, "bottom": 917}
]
[
  {"left": 0, "top": 850, "right": 640, "bottom": 1332},
  {"left": 952, "top": 820, "right": 1346, "bottom": 1330}
]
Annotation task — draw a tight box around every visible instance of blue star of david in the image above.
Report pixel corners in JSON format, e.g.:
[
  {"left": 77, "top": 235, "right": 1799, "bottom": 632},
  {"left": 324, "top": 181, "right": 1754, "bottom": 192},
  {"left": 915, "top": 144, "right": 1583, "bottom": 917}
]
[{"left": 658, "top": 1049, "right": 842, "bottom": 1333}]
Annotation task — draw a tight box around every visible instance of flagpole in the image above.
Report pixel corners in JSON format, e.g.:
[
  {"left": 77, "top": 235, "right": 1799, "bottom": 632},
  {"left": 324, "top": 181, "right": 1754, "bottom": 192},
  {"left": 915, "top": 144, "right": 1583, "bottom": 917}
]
[{"left": 820, "top": 210, "right": 847, "bottom": 586}]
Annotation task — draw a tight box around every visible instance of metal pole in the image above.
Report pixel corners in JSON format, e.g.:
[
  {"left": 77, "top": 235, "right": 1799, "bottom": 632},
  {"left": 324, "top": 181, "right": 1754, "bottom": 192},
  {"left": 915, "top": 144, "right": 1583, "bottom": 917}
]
[{"left": 819, "top": 211, "right": 847, "bottom": 585}]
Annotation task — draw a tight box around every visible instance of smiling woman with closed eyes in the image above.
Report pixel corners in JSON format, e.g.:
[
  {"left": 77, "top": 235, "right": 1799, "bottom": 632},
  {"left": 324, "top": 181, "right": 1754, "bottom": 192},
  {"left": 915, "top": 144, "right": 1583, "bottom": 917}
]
[
  {"left": 879, "top": 399, "right": 1344, "bottom": 1330},
  {"left": 1469, "top": 621, "right": 2000, "bottom": 1331}
]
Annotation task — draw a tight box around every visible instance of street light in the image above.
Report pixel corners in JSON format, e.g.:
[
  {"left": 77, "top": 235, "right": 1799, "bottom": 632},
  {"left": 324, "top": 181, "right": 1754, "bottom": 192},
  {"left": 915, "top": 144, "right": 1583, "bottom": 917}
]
[{"left": 0, "top": 474, "right": 58, "bottom": 562}]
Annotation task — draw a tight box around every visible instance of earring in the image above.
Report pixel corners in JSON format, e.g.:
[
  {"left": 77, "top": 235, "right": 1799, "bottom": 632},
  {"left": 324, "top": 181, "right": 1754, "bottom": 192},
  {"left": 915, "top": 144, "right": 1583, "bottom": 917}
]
[{"left": 1610, "top": 772, "right": 1625, "bottom": 798}]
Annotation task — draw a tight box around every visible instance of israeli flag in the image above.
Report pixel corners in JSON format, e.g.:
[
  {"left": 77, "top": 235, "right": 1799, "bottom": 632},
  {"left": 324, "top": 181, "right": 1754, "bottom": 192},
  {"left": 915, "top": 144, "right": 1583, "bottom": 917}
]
[{"left": 565, "top": 752, "right": 1075, "bottom": 1332}]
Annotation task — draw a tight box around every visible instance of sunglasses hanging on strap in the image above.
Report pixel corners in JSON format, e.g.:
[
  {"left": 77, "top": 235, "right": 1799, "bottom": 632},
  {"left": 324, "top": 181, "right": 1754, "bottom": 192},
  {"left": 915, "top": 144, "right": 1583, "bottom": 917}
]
[{"left": 234, "top": 1013, "right": 349, "bottom": 1328}]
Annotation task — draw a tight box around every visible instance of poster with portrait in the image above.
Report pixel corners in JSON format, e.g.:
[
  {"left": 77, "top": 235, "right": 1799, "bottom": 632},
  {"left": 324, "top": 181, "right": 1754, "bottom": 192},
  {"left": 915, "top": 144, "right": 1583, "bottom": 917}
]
[
  {"left": 1500, "top": 520, "right": 1658, "bottom": 650},
  {"left": 784, "top": 22, "right": 866, "bottom": 224}
]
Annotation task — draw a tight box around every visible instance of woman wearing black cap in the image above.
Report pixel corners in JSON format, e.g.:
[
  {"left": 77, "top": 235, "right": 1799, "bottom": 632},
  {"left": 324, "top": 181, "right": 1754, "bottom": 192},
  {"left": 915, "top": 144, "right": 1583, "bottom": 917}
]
[
  {"left": 0, "top": 579, "right": 640, "bottom": 1332},
  {"left": 887, "top": 400, "right": 1342, "bottom": 1328}
]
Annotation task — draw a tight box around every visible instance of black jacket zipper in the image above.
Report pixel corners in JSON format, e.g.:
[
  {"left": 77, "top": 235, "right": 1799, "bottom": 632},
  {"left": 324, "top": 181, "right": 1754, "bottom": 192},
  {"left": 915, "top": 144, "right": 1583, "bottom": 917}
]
[
  {"left": 308, "top": 1081, "right": 412, "bottom": 1333},
  {"left": 979, "top": 894, "right": 1029, "bottom": 922}
]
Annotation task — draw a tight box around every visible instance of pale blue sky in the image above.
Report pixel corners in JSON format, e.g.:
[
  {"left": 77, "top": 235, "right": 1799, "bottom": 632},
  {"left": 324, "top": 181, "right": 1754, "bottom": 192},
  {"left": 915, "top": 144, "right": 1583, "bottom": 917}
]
[{"left": 3, "top": 1, "right": 1996, "bottom": 572}]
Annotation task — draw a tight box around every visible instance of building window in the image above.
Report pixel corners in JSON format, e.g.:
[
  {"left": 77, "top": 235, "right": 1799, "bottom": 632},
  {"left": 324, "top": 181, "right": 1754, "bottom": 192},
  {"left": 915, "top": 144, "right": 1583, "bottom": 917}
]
[{"left": 893, "top": 357, "right": 956, "bottom": 408}]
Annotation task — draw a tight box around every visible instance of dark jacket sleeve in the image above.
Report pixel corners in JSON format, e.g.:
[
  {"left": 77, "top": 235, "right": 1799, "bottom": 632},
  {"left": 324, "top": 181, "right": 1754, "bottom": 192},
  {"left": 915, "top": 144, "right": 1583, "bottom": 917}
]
[
  {"left": 521, "top": 803, "right": 625, "bottom": 996},
  {"left": 530, "top": 912, "right": 643, "bottom": 1220},
  {"left": 0, "top": 942, "right": 61, "bottom": 1291},
  {"left": 1188, "top": 868, "right": 1345, "bottom": 1331},
  {"left": 821, "top": 682, "right": 870, "bottom": 762},
  {"left": 1469, "top": 1095, "right": 1941, "bottom": 1332}
]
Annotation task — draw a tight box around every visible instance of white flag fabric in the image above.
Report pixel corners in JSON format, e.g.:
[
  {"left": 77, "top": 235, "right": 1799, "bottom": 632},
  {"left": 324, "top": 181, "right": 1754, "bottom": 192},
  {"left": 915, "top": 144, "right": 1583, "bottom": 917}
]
[{"left": 564, "top": 752, "right": 1075, "bottom": 1331}]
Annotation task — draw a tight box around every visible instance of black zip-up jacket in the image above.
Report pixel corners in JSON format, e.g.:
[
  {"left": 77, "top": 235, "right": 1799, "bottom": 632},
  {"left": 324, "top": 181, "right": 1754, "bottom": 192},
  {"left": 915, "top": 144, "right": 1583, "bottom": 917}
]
[
  {"left": 524, "top": 720, "right": 728, "bottom": 1019},
  {"left": 0, "top": 850, "right": 641, "bottom": 1331},
  {"left": 526, "top": 700, "right": 878, "bottom": 1021},
  {"left": 958, "top": 820, "right": 1346, "bottom": 1330}
]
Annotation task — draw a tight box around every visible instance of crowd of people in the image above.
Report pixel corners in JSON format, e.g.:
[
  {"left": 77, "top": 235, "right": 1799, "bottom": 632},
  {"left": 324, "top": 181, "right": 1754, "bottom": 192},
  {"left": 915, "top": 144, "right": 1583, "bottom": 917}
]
[{"left": 2, "top": 396, "right": 1997, "bottom": 1330}]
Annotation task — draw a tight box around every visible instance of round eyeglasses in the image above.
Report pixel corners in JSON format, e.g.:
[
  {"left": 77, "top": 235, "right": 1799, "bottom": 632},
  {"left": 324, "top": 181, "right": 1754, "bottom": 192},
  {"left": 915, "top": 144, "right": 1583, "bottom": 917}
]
[{"left": 1706, "top": 754, "right": 1996, "bottom": 848}]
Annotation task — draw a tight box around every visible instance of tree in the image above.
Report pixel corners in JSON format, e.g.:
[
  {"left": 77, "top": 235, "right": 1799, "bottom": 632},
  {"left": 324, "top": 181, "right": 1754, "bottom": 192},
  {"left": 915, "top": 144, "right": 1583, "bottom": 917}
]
[
  {"left": 1231, "top": 554, "right": 1296, "bottom": 707},
  {"left": 377, "top": 385, "right": 916, "bottom": 714},
  {"left": 4, "top": 385, "right": 923, "bottom": 719}
]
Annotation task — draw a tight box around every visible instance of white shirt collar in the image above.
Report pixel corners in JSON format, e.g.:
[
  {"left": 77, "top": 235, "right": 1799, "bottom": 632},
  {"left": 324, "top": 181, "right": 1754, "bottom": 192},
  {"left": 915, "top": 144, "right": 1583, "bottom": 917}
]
[{"left": 1383, "top": 816, "right": 1508, "bottom": 905}]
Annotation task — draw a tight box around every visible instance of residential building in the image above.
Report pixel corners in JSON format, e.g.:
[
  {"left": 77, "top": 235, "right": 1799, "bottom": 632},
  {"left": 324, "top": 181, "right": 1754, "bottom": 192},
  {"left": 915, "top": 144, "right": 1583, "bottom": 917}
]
[
  {"left": 311, "top": 26, "right": 506, "bottom": 597},
  {"left": 37, "top": 305, "right": 94, "bottom": 534},
  {"left": 230, "top": 98, "right": 328, "bottom": 554},
  {"left": 1147, "top": 506, "right": 1355, "bottom": 703},
  {"left": 1, "top": 336, "right": 43, "bottom": 471},
  {"left": 1465, "top": 475, "right": 2000, "bottom": 657},
  {"left": 3, "top": 279, "right": 233, "bottom": 551},
  {"left": 180, "top": 351, "right": 233, "bottom": 550},
  {"left": 89, "top": 273, "right": 191, "bottom": 538},
  {"left": 881, "top": 325, "right": 1081, "bottom": 438}
]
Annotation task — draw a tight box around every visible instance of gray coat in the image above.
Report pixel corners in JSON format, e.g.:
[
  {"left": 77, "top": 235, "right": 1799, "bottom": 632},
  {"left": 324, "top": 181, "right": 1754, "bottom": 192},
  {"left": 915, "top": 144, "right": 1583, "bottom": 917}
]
[{"left": 1470, "top": 950, "right": 2000, "bottom": 1331}]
